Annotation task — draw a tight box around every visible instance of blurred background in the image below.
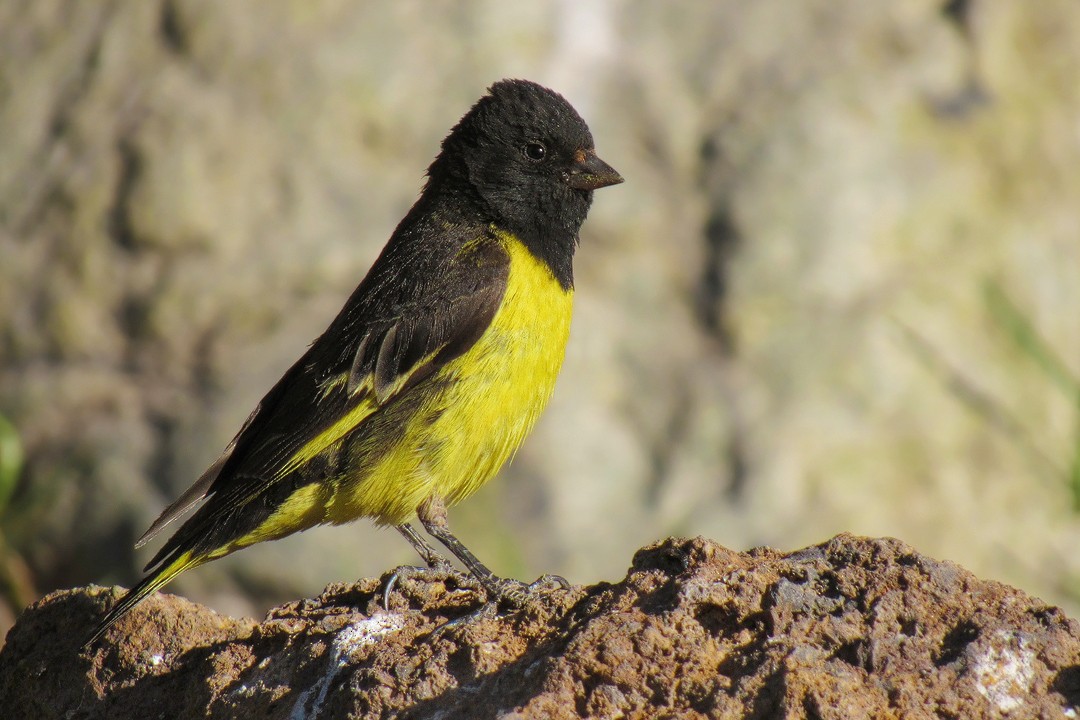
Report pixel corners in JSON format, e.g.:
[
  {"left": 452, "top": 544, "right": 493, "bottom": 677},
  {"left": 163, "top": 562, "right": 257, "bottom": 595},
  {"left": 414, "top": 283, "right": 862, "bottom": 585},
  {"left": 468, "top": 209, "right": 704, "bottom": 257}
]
[{"left": 2, "top": 0, "right": 1079, "bottom": 640}]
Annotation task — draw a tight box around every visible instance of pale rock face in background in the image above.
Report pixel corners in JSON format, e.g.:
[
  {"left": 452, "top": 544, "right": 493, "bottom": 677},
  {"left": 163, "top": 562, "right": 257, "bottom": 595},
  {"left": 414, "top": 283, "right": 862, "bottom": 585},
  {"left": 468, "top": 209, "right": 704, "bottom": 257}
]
[{"left": 1, "top": 0, "right": 1079, "bottom": 633}]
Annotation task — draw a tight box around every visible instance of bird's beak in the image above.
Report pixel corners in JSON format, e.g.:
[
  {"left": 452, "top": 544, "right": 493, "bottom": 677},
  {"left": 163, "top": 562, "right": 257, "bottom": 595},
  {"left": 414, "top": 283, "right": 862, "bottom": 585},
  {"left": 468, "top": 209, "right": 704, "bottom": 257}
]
[{"left": 564, "top": 149, "right": 624, "bottom": 191}]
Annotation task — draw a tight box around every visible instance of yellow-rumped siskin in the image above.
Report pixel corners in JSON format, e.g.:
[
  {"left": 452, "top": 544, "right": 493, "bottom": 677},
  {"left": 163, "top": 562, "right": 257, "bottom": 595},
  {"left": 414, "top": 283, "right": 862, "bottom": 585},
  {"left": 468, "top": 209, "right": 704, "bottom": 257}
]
[{"left": 86, "top": 79, "right": 622, "bottom": 646}]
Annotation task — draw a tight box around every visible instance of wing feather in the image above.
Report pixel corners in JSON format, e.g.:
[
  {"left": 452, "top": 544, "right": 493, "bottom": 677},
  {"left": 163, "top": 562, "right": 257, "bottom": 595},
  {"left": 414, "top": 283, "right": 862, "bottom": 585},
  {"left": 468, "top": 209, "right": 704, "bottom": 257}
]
[
  {"left": 139, "top": 228, "right": 510, "bottom": 571},
  {"left": 135, "top": 401, "right": 263, "bottom": 548},
  {"left": 374, "top": 323, "right": 400, "bottom": 400}
]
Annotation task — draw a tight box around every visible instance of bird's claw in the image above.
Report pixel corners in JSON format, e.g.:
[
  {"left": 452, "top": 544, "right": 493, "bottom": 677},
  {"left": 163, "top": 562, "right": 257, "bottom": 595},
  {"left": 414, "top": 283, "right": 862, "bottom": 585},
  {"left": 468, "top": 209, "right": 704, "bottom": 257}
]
[{"left": 529, "top": 573, "right": 571, "bottom": 591}]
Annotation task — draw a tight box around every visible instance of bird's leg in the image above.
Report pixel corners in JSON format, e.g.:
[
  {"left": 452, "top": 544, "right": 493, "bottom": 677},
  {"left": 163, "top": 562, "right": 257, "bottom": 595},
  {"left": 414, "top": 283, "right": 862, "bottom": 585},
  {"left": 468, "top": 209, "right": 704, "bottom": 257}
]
[
  {"left": 395, "top": 522, "right": 452, "bottom": 569},
  {"left": 416, "top": 496, "right": 572, "bottom": 606},
  {"left": 417, "top": 495, "right": 499, "bottom": 589},
  {"left": 384, "top": 524, "right": 477, "bottom": 608},
  {"left": 383, "top": 522, "right": 479, "bottom": 610}
]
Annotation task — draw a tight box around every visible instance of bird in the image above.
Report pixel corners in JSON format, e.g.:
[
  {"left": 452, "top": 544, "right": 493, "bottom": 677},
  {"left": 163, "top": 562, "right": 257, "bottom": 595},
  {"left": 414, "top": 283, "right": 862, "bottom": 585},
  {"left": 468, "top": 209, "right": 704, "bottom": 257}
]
[{"left": 85, "top": 79, "right": 622, "bottom": 646}]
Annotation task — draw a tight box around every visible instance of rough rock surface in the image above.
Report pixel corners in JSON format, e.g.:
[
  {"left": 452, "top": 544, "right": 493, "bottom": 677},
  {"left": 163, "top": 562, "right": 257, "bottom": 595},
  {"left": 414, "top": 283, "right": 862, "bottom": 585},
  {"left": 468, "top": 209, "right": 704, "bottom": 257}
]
[{"left": 3, "top": 535, "right": 1079, "bottom": 719}]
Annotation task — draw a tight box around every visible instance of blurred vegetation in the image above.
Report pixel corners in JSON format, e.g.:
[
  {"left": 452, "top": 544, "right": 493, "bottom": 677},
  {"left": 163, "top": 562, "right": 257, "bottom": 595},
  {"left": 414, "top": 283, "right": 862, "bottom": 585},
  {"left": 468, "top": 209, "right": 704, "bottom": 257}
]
[
  {"left": 983, "top": 281, "right": 1080, "bottom": 510},
  {"left": 0, "top": 415, "right": 20, "bottom": 513},
  {"left": 897, "top": 285, "right": 1077, "bottom": 498},
  {"left": 0, "top": 414, "right": 33, "bottom": 619},
  {"left": 899, "top": 279, "right": 1080, "bottom": 605}
]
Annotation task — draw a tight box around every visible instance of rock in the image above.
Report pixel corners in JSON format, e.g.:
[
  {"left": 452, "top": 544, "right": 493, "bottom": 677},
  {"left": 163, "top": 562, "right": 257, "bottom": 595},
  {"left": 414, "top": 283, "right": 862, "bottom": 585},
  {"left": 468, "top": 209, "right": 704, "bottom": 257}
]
[{"left": 2, "top": 534, "right": 1078, "bottom": 719}]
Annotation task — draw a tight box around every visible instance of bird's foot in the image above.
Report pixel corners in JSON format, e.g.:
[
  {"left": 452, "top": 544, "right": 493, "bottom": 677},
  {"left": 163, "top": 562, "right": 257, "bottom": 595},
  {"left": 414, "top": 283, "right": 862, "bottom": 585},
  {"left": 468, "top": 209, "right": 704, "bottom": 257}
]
[
  {"left": 479, "top": 572, "right": 572, "bottom": 609},
  {"left": 382, "top": 562, "right": 482, "bottom": 610},
  {"left": 427, "top": 573, "right": 572, "bottom": 640}
]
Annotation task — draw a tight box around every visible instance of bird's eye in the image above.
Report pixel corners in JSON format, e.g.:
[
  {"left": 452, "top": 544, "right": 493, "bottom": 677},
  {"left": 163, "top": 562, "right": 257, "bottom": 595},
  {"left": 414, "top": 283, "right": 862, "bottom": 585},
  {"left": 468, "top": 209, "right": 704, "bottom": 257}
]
[{"left": 523, "top": 142, "right": 547, "bottom": 161}]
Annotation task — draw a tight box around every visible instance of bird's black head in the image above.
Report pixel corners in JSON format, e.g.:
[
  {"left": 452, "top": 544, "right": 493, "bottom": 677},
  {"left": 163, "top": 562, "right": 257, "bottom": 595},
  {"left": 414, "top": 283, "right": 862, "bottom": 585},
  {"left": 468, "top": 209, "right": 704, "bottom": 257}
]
[{"left": 427, "top": 79, "right": 622, "bottom": 288}]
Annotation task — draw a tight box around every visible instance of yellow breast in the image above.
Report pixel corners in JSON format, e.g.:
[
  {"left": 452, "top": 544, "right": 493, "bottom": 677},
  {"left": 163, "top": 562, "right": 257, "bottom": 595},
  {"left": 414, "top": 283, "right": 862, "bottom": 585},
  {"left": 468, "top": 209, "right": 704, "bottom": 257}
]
[
  {"left": 331, "top": 229, "right": 574, "bottom": 525},
  {"left": 431, "top": 230, "right": 574, "bottom": 503}
]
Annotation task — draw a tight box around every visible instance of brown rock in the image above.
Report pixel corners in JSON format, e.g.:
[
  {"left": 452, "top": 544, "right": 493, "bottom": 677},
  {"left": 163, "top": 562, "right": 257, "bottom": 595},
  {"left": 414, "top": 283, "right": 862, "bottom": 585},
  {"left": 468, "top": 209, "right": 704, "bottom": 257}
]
[{"left": 2, "top": 534, "right": 1079, "bottom": 719}]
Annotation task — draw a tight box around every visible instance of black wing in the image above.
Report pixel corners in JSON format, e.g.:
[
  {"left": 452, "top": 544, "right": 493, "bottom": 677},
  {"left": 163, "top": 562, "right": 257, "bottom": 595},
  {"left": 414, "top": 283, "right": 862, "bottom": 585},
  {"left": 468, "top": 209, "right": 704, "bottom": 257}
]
[{"left": 138, "top": 224, "right": 510, "bottom": 564}]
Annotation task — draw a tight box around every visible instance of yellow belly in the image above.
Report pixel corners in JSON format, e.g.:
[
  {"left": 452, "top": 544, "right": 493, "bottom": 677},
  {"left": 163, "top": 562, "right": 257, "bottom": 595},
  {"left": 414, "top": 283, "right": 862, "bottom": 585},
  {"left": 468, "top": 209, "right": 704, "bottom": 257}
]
[{"left": 330, "top": 230, "right": 573, "bottom": 525}]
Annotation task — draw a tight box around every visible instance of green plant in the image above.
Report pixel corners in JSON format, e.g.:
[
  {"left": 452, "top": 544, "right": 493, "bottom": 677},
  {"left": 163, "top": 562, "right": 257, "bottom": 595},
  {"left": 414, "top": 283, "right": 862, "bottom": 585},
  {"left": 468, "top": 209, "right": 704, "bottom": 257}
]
[
  {"left": 0, "top": 412, "right": 22, "bottom": 516},
  {"left": 984, "top": 280, "right": 1080, "bottom": 509}
]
